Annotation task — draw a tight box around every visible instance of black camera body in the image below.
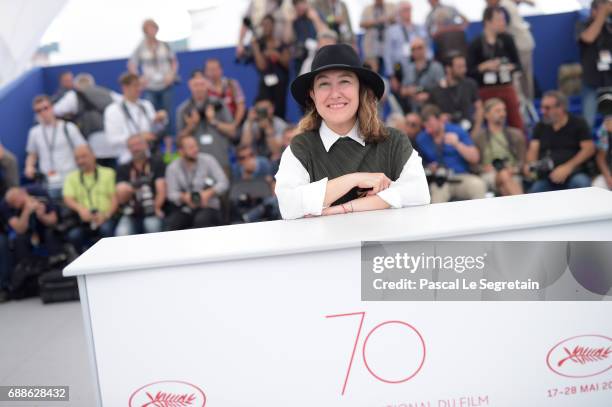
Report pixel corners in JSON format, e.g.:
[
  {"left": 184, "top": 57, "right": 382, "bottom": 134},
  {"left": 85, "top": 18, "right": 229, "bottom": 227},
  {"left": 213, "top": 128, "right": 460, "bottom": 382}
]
[
  {"left": 133, "top": 176, "right": 155, "bottom": 217},
  {"left": 187, "top": 177, "right": 216, "bottom": 210},
  {"left": 529, "top": 156, "right": 555, "bottom": 178},
  {"left": 492, "top": 158, "right": 508, "bottom": 172},
  {"left": 256, "top": 107, "right": 269, "bottom": 120},
  {"left": 425, "top": 166, "right": 453, "bottom": 187}
]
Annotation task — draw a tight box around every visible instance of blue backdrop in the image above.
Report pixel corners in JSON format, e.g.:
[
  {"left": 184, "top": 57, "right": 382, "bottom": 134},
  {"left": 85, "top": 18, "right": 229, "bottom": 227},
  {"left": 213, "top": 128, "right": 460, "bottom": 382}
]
[{"left": 0, "top": 11, "right": 583, "bottom": 169}]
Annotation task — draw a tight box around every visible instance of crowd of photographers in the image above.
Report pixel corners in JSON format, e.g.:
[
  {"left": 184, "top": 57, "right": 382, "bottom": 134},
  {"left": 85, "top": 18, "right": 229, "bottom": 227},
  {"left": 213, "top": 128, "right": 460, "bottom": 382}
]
[{"left": 1, "top": 0, "right": 612, "bottom": 301}]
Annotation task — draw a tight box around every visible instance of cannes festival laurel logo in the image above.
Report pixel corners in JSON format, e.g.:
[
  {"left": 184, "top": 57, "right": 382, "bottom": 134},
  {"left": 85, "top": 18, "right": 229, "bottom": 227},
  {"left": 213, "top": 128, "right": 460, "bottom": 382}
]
[
  {"left": 129, "top": 380, "right": 206, "bottom": 407},
  {"left": 546, "top": 335, "right": 612, "bottom": 378}
]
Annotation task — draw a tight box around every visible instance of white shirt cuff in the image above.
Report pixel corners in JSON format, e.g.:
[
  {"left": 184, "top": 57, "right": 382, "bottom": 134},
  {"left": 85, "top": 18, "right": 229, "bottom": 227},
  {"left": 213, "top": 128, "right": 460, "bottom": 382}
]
[
  {"left": 376, "top": 186, "right": 402, "bottom": 209},
  {"left": 302, "top": 177, "right": 328, "bottom": 216}
]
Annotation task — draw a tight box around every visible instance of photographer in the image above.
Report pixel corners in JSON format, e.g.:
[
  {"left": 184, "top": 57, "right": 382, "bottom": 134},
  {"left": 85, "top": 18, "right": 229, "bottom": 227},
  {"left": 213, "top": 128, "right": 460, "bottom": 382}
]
[
  {"left": 416, "top": 105, "right": 486, "bottom": 203},
  {"left": 25, "top": 95, "right": 86, "bottom": 200},
  {"left": 115, "top": 135, "right": 166, "bottom": 236},
  {"left": 383, "top": 2, "right": 428, "bottom": 78},
  {"left": 467, "top": 6, "right": 523, "bottom": 130},
  {"left": 236, "top": 0, "right": 290, "bottom": 63},
  {"left": 525, "top": 91, "right": 595, "bottom": 193},
  {"left": 53, "top": 73, "right": 123, "bottom": 168},
  {"left": 230, "top": 145, "right": 280, "bottom": 222},
  {"left": 577, "top": 0, "right": 612, "bottom": 129},
  {"left": 241, "top": 97, "right": 288, "bottom": 162},
  {"left": 397, "top": 37, "right": 444, "bottom": 113},
  {"left": 165, "top": 135, "right": 229, "bottom": 231},
  {"left": 63, "top": 145, "right": 118, "bottom": 253},
  {"left": 128, "top": 19, "right": 178, "bottom": 133},
  {"left": 429, "top": 52, "right": 484, "bottom": 140},
  {"left": 176, "top": 73, "right": 236, "bottom": 174},
  {"left": 285, "top": 0, "right": 328, "bottom": 74},
  {"left": 252, "top": 14, "right": 291, "bottom": 119},
  {"left": 473, "top": 98, "right": 525, "bottom": 196},
  {"left": 104, "top": 72, "right": 168, "bottom": 165},
  {"left": 204, "top": 59, "right": 247, "bottom": 127},
  {"left": 592, "top": 95, "right": 612, "bottom": 189},
  {"left": 360, "top": 0, "right": 396, "bottom": 74},
  {"left": 1, "top": 186, "right": 63, "bottom": 265}
]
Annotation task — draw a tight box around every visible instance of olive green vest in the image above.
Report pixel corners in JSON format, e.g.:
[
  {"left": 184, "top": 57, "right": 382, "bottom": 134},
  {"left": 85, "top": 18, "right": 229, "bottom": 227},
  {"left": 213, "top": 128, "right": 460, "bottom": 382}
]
[{"left": 290, "top": 126, "right": 413, "bottom": 205}]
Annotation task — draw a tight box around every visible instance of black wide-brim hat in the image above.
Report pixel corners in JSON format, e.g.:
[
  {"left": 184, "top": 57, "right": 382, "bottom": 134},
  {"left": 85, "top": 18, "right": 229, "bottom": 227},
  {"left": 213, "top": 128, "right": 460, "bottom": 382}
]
[{"left": 290, "top": 43, "right": 385, "bottom": 108}]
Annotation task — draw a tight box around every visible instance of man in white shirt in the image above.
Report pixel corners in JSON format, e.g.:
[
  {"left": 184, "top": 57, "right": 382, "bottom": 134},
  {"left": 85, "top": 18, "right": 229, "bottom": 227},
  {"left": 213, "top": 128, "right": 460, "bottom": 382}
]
[
  {"left": 25, "top": 95, "right": 86, "bottom": 199},
  {"left": 53, "top": 73, "right": 123, "bottom": 167},
  {"left": 103, "top": 72, "right": 167, "bottom": 165}
]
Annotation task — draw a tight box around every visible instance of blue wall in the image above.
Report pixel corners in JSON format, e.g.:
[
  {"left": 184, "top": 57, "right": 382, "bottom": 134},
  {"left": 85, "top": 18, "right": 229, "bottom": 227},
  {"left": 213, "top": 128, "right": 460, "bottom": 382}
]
[
  {"left": 1, "top": 11, "right": 584, "bottom": 168},
  {"left": 0, "top": 68, "right": 44, "bottom": 168}
]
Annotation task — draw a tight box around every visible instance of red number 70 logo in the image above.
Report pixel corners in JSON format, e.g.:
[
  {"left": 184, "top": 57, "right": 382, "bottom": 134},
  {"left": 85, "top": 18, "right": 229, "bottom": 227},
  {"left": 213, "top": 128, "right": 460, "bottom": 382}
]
[{"left": 326, "top": 311, "right": 426, "bottom": 396}]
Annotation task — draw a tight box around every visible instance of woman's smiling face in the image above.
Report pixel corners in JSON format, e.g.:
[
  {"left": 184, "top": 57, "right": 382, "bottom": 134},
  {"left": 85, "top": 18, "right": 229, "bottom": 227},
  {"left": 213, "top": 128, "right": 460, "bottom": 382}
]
[{"left": 309, "top": 70, "right": 359, "bottom": 132}]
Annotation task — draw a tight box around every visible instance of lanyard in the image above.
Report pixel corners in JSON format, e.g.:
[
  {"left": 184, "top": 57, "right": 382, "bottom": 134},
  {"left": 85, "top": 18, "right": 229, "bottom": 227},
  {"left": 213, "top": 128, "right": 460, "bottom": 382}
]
[
  {"left": 130, "top": 160, "right": 151, "bottom": 182},
  {"left": 41, "top": 124, "right": 59, "bottom": 170},
  {"left": 180, "top": 160, "right": 198, "bottom": 192},
  {"left": 79, "top": 167, "right": 99, "bottom": 209}
]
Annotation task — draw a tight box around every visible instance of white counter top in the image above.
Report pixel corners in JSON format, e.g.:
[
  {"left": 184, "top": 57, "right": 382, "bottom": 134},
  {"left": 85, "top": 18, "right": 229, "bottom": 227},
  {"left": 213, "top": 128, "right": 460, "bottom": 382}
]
[{"left": 64, "top": 188, "right": 612, "bottom": 276}]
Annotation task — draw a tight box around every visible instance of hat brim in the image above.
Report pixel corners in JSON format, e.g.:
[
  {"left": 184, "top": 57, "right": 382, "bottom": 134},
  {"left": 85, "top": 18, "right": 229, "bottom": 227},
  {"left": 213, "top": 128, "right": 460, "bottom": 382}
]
[{"left": 290, "top": 64, "right": 385, "bottom": 108}]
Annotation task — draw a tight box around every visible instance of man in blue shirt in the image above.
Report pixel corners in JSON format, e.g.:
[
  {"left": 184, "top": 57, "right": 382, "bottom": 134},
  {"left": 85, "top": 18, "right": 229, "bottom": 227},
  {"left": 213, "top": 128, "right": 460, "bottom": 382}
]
[{"left": 416, "top": 104, "right": 487, "bottom": 202}]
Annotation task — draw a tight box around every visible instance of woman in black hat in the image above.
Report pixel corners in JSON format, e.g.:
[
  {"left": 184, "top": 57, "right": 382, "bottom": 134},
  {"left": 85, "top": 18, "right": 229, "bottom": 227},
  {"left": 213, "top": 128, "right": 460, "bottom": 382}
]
[{"left": 275, "top": 44, "right": 429, "bottom": 219}]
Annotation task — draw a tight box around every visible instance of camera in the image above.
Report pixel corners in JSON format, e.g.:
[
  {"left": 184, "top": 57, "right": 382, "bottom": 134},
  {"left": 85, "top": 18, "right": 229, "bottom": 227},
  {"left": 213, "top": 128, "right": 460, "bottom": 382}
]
[
  {"left": 491, "top": 158, "right": 508, "bottom": 172},
  {"left": 89, "top": 208, "right": 99, "bottom": 231},
  {"left": 597, "top": 87, "right": 612, "bottom": 117},
  {"left": 392, "top": 63, "right": 404, "bottom": 83},
  {"left": 188, "top": 177, "right": 216, "bottom": 209},
  {"left": 256, "top": 107, "right": 269, "bottom": 120},
  {"left": 425, "top": 166, "right": 454, "bottom": 187},
  {"left": 133, "top": 177, "right": 155, "bottom": 217},
  {"left": 528, "top": 154, "right": 555, "bottom": 178},
  {"left": 208, "top": 98, "right": 224, "bottom": 113}
]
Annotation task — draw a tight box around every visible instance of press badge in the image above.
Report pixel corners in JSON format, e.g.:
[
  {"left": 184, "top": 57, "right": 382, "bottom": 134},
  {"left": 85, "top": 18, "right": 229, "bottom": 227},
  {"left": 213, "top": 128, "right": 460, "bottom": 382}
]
[
  {"left": 483, "top": 72, "right": 497, "bottom": 85},
  {"left": 402, "top": 43, "right": 411, "bottom": 57},
  {"left": 264, "top": 74, "right": 279, "bottom": 87},
  {"left": 305, "top": 38, "right": 318, "bottom": 51},
  {"left": 47, "top": 171, "right": 61, "bottom": 184},
  {"left": 597, "top": 50, "right": 611, "bottom": 71},
  {"left": 200, "top": 134, "right": 214, "bottom": 145}
]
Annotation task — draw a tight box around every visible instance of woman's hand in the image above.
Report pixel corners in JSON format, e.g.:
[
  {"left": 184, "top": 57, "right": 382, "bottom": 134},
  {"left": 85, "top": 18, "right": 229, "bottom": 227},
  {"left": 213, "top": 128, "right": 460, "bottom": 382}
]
[{"left": 354, "top": 172, "right": 392, "bottom": 195}]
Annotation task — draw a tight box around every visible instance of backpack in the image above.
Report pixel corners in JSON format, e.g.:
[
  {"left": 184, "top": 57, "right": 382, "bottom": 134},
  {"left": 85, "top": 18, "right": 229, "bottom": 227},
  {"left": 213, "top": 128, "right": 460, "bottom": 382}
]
[{"left": 74, "top": 86, "right": 114, "bottom": 138}]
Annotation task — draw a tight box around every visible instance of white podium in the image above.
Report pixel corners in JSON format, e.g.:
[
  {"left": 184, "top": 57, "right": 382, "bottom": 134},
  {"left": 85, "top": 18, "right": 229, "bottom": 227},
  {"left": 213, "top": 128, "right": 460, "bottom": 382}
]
[{"left": 65, "top": 188, "right": 612, "bottom": 407}]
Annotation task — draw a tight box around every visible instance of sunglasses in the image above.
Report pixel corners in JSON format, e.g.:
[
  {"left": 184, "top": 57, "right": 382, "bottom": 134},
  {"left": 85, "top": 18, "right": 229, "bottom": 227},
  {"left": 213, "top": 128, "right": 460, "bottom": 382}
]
[
  {"left": 406, "top": 121, "right": 420, "bottom": 127},
  {"left": 411, "top": 46, "right": 424, "bottom": 51},
  {"left": 540, "top": 104, "right": 558, "bottom": 111},
  {"left": 238, "top": 153, "right": 254, "bottom": 161},
  {"left": 35, "top": 105, "right": 51, "bottom": 113}
]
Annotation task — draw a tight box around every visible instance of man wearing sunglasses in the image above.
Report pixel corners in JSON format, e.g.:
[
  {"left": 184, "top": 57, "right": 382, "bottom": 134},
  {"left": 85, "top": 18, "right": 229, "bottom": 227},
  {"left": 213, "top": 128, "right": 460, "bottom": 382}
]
[
  {"left": 524, "top": 91, "right": 595, "bottom": 193},
  {"left": 24, "top": 95, "right": 86, "bottom": 200}
]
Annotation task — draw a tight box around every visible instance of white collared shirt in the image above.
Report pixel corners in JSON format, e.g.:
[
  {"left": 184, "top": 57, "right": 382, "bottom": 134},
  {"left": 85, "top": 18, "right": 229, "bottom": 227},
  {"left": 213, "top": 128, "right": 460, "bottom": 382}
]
[
  {"left": 103, "top": 98, "right": 157, "bottom": 163},
  {"left": 274, "top": 121, "right": 430, "bottom": 220}
]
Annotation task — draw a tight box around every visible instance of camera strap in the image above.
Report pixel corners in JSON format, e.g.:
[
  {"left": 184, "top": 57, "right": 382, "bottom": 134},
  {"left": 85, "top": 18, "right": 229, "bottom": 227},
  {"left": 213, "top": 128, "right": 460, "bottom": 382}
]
[
  {"left": 41, "top": 123, "right": 59, "bottom": 170},
  {"left": 180, "top": 160, "right": 198, "bottom": 193},
  {"left": 121, "top": 101, "right": 152, "bottom": 135},
  {"left": 79, "top": 166, "right": 99, "bottom": 209},
  {"left": 130, "top": 160, "right": 151, "bottom": 183}
]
